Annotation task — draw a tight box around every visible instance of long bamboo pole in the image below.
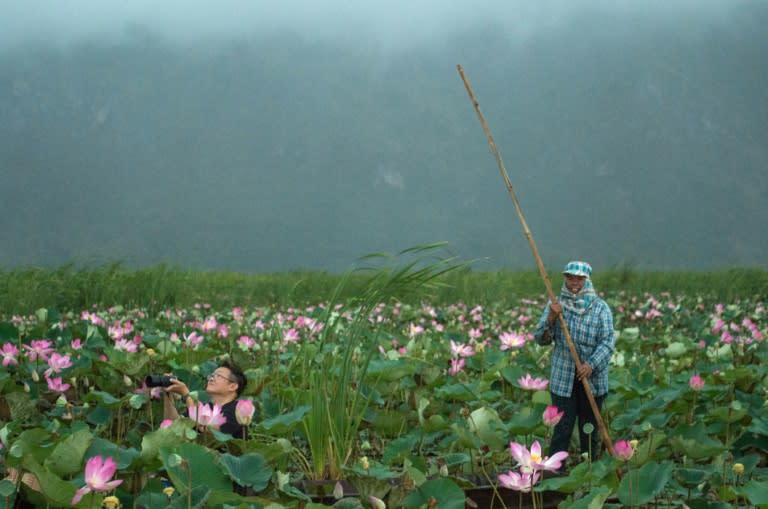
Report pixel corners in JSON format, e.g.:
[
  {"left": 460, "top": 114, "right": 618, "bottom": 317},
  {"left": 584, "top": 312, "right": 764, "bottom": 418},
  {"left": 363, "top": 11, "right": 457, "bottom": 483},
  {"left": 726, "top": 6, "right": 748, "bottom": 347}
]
[{"left": 457, "top": 64, "right": 615, "bottom": 456}]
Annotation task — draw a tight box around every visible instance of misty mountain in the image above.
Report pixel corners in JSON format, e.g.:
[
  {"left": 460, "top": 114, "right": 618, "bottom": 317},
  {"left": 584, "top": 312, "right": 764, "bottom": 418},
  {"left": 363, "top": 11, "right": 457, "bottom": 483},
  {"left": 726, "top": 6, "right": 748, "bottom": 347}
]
[{"left": 1, "top": 4, "right": 767, "bottom": 272}]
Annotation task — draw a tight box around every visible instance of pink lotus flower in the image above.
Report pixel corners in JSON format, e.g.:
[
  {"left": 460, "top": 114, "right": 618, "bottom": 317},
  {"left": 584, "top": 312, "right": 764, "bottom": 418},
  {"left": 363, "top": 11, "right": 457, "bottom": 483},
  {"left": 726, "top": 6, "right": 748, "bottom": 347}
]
[
  {"left": 113, "top": 339, "right": 138, "bottom": 353},
  {"left": 108, "top": 324, "right": 125, "bottom": 340},
  {"left": 159, "top": 419, "right": 173, "bottom": 429},
  {"left": 449, "top": 358, "right": 465, "bottom": 375},
  {"left": 71, "top": 456, "right": 124, "bottom": 504},
  {"left": 201, "top": 316, "right": 218, "bottom": 333},
  {"left": 509, "top": 440, "right": 568, "bottom": 473},
  {"left": 518, "top": 374, "right": 549, "bottom": 391},
  {"left": 613, "top": 440, "right": 635, "bottom": 461},
  {"left": 45, "top": 352, "right": 73, "bottom": 376},
  {"left": 237, "top": 335, "right": 255, "bottom": 350},
  {"left": 183, "top": 331, "right": 204, "bottom": 348},
  {"left": 499, "top": 332, "right": 526, "bottom": 350},
  {"left": 46, "top": 376, "right": 71, "bottom": 394},
  {"left": 283, "top": 328, "right": 300, "bottom": 343},
  {"left": 235, "top": 399, "right": 255, "bottom": 426},
  {"left": 498, "top": 470, "right": 540, "bottom": 493},
  {"left": 23, "top": 339, "right": 54, "bottom": 362},
  {"left": 70, "top": 338, "right": 83, "bottom": 350},
  {"left": 217, "top": 324, "right": 229, "bottom": 338},
  {"left": 450, "top": 340, "right": 474, "bottom": 358},
  {"left": 188, "top": 402, "right": 227, "bottom": 429},
  {"left": 689, "top": 374, "right": 705, "bottom": 391},
  {"left": 1, "top": 343, "right": 19, "bottom": 366},
  {"left": 542, "top": 405, "right": 564, "bottom": 427},
  {"left": 408, "top": 323, "right": 424, "bottom": 337}
]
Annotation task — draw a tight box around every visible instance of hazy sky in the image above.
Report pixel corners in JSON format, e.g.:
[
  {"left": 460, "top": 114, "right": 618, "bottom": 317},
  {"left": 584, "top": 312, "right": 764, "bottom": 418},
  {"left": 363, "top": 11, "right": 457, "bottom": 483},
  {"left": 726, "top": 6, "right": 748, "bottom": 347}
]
[
  {"left": 2, "top": 0, "right": 765, "bottom": 271},
  {"left": 0, "top": 0, "right": 755, "bottom": 50}
]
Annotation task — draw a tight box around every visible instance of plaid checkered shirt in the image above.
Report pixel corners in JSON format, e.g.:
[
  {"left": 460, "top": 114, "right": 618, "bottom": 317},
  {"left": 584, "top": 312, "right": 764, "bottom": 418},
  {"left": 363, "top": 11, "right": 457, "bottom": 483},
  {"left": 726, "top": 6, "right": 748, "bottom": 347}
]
[{"left": 534, "top": 297, "right": 615, "bottom": 397}]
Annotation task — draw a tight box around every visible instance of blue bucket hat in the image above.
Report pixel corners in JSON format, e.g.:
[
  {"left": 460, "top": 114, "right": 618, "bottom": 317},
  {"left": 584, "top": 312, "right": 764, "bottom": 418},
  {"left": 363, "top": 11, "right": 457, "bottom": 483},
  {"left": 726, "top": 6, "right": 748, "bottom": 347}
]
[{"left": 563, "top": 261, "right": 592, "bottom": 278}]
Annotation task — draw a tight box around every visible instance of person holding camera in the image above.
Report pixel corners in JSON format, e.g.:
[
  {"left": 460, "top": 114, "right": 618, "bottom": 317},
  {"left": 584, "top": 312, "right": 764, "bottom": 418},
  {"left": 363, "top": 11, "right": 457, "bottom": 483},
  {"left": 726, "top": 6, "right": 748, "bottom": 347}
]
[{"left": 161, "top": 360, "right": 248, "bottom": 438}]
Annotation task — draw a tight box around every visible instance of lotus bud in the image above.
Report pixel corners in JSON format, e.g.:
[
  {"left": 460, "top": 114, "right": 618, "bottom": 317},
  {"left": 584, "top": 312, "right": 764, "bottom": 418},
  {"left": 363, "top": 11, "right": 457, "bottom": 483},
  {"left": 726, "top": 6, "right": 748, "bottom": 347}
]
[
  {"left": 235, "top": 399, "right": 255, "bottom": 426},
  {"left": 56, "top": 395, "right": 67, "bottom": 407},
  {"left": 123, "top": 375, "right": 132, "bottom": 387},
  {"left": 689, "top": 374, "right": 705, "bottom": 391},
  {"left": 360, "top": 456, "right": 370, "bottom": 470},
  {"left": 102, "top": 495, "right": 121, "bottom": 509},
  {"left": 163, "top": 486, "right": 175, "bottom": 498},
  {"left": 192, "top": 365, "right": 200, "bottom": 373},
  {"left": 439, "top": 463, "right": 449, "bottom": 477},
  {"left": 613, "top": 440, "right": 635, "bottom": 461},
  {"left": 146, "top": 348, "right": 156, "bottom": 357},
  {"left": 732, "top": 463, "right": 744, "bottom": 474},
  {"left": 276, "top": 471, "right": 290, "bottom": 489},
  {"left": 629, "top": 439, "right": 639, "bottom": 449},
  {"left": 23, "top": 382, "right": 30, "bottom": 392},
  {"left": 31, "top": 370, "right": 40, "bottom": 382},
  {"left": 166, "top": 453, "right": 184, "bottom": 468},
  {"left": 368, "top": 495, "right": 386, "bottom": 509},
  {"left": 333, "top": 481, "right": 344, "bottom": 500}
]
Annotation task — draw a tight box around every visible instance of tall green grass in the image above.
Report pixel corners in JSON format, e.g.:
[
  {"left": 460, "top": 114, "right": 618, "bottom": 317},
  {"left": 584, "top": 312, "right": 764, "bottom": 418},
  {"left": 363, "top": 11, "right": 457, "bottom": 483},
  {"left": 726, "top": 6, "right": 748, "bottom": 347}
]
[{"left": 0, "top": 262, "right": 765, "bottom": 315}]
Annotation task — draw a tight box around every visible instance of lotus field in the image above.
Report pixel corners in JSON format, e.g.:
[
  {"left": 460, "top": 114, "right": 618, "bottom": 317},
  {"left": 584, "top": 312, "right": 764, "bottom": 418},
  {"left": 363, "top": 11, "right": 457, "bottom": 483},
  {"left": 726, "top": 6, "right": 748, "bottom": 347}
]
[{"left": 1, "top": 282, "right": 767, "bottom": 508}]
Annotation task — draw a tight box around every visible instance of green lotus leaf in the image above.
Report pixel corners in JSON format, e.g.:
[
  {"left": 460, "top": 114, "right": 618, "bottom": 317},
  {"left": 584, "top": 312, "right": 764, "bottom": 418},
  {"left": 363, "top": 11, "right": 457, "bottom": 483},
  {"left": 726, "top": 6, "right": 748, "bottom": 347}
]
[
  {"left": 435, "top": 382, "right": 479, "bottom": 402},
  {"left": 708, "top": 404, "right": 747, "bottom": 424},
  {"left": 402, "top": 478, "right": 465, "bottom": 509},
  {"left": 663, "top": 341, "right": 688, "bottom": 357},
  {"left": 422, "top": 414, "right": 448, "bottom": 433},
  {"left": 506, "top": 407, "right": 542, "bottom": 435},
  {"left": 369, "top": 409, "right": 408, "bottom": 437},
  {"left": 366, "top": 358, "right": 415, "bottom": 382},
  {"left": 567, "top": 486, "right": 611, "bottom": 509},
  {"left": 467, "top": 406, "right": 506, "bottom": 450},
  {"left": 449, "top": 423, "right": 480, "bottom": 449},
  {"left": 736, "top": 479, "right": 768, "bottom": 505},
  {"left": 617, "top": 461, "right": 673, "bottom": 505},
  {"left": 20, "top": 458, "right": 83, "bottom": 509},
  {"left": 0, "top": 322, "right": 19, "bottom": 342},
  {"left": 168, "top": 484, "right": 210, "bottom": 509},
  {"left": 160, "top": 443, "right": 231, "bottom": 493},
  {"left": 139, "top": 420, "right": 192, "bottom": 463},
  {"left": 675, "top": 467, "right": 710, "bottom": 488},
  {"left": 258, "top": 405, "right": 310, "bottom": 434},
  {"left": 43, "top": 428, "right": 92, "bottom": 476},
  {"left": 8, "top": 428, "right": 53, "bottom": 463},
  {"left": 0, "top": 479, "right": 16, "bottom": 498},
  {"left": 382, "top": 434, "right": 419, "bottom": 465},
  {"left": 669, "top": 422, "right": 726, "bottom": 460},
  {"left": 619, "top": 328, "right": 640, "bottom": 340},
  {"left": 218, "top": 452, "right": 272, "bottom": 491}
]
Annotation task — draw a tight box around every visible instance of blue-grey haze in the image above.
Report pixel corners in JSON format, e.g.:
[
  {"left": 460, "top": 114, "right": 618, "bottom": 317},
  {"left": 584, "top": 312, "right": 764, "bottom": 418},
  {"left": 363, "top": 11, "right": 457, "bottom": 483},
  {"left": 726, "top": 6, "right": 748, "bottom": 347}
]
[{"left": 1, "top": 1, "right": 766, "bottom": 272}]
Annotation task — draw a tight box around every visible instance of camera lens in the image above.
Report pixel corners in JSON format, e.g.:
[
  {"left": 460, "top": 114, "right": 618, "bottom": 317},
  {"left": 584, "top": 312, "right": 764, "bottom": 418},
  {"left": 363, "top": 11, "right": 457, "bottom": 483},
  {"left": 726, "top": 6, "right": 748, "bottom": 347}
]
[{"left": 145, "top": 375, "right": 173, "bottom": 388}]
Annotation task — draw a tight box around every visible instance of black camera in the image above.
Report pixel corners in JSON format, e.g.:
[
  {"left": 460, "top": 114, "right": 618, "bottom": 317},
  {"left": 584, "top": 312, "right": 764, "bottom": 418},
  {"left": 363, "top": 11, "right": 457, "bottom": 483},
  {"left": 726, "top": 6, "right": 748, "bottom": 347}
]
[{"left": 145, "top": 375, "right": 175, "bottom": 388}]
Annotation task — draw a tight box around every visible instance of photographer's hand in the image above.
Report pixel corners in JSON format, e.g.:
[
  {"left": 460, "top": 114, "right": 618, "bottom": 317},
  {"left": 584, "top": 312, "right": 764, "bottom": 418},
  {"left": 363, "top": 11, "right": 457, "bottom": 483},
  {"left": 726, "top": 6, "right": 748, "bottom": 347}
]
[{"left": 164, "top": 379, "right": 190, "bottom": 398}]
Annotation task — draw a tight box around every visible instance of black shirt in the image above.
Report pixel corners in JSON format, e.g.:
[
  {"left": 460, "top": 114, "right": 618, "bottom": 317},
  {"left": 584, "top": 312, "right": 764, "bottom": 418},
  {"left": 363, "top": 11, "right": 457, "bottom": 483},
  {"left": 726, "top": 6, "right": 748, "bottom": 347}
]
[{"left": 219, "top": 399, "right": 246, "bottom": 438}]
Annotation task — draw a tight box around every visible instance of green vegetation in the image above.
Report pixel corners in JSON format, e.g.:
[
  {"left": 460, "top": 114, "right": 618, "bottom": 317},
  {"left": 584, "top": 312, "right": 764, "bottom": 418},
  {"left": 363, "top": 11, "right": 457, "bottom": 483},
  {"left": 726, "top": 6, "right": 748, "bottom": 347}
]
[{"left": 0, "top": 263, "right": 765, "bottom": 315}]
